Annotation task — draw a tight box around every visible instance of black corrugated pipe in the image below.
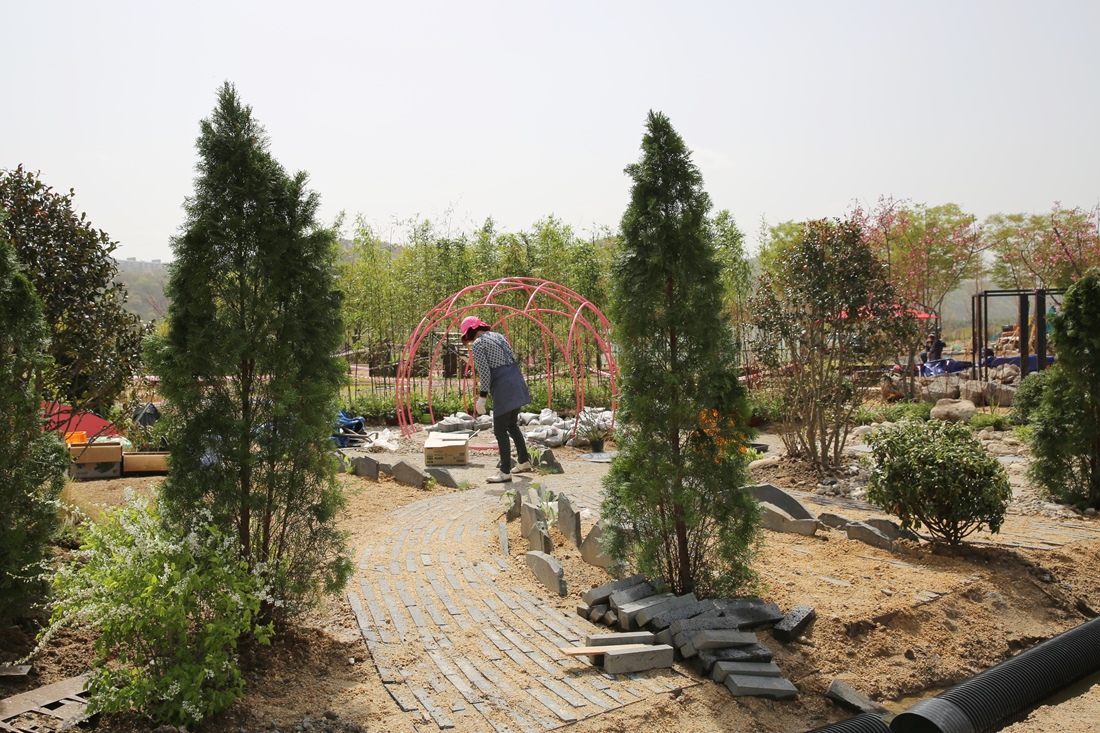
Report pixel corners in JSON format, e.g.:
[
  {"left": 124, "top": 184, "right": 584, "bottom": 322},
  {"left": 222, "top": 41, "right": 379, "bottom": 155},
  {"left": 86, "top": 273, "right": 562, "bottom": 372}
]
[
  {"left": 804, "top": 712, "right": 893, "bottom": 732},
  {"left": 891, "top": 615, "right": 1100, "bottom": 733}
]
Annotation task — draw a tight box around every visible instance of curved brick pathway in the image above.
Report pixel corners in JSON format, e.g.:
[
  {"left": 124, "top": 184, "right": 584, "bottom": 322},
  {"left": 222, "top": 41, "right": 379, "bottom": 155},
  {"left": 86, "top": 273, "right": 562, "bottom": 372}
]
[{"left": 346, "top": 487, "right": 686, "bottom": 732}]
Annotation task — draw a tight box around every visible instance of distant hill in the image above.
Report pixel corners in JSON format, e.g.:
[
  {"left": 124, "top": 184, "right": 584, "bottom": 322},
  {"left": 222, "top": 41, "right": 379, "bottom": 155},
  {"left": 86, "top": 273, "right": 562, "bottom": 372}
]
[{"left": 115, "top": 258, "right": 169, "bottom": 322}]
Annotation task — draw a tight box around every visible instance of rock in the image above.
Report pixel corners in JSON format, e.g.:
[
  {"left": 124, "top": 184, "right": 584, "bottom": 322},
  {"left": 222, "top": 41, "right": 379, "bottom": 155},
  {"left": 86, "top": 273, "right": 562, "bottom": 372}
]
[
  {"left": 520, "top": 501, "right": 546, "bottom": 537},
  {"left": 847, "top": 521, "right": 902, "bottom": 553},
  {"left": 851, "top": 425, "right": 874, "bottom": 437},
  {"left": 539, "top": 448, "right": 563, "bottom": 474},
  {"left": 863, "top": 517, "right": 918, "bottom": 542},
  {"left": 349, "top": 453, "right": 379, "bottom": 479},
  {"left": 390, "top": 460, "right": 425, "bottom": 488},
  {"left": 525, "top": 551, "right": 566, "bottom": 596},
  {"left": 526, "top": 521, "right": 553, "bottom": 554},
  {"left": 425, "top": 467, "right": 458, "bottom": 488},
  {"left": 580, "top": 522, "right": 614, "bottom": 568},
  {"left": 825, "top": 679, "right": 890, "bottom": 714},
  {"left": 749, "top": 456, "right": 781, "bottom": 470},
  {"left": 960, "top": 379, "right": 991, "bottom": 406},
  {"left": 819, "top": 512, "right": 850, "bottom": 530},
  {"left": 538, "top": 408, "right": 558, "bottom": 426},
  {"left": 990, "top": 382, "right": 1017, "bottom": 407},
  {"left": 556, "top": 493, "right": 582, "bottom": 547},
  {"left": 929, "top": 398, "right": 977, "bottom": 423},
  {"left": 881, "top": 376, "right": 906, "bottom": 401},
  {"left": 745, "top": 483, "right": 817, "bottom": 520},
  {"left": 1086, "top": 508, "right": 1097, "bottom": 517},
  {"left": 986, "top": 441, "right": 1019, "bottom": 456},
  {"left": 506, "top": 488, "right": 522, "bottom": 521},
  {"left": 759, "top": 502, "right": 818, "bottom": 536},
  {"left": 924, "top": 376, "right": 961, "bottom": 402}
]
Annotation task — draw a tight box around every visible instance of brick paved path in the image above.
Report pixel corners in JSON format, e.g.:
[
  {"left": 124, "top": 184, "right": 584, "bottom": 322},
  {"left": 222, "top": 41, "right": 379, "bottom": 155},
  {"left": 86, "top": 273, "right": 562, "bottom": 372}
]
[{"left": 347, "top": 488, "right": 687, "bottom": 732}]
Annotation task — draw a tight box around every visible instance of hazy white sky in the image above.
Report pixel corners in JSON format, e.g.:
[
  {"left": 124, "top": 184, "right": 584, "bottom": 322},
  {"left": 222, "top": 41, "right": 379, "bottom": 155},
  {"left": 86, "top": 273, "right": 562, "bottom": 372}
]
[{"left": 5, "top": 1, "right": 1098, "bottom": 262}]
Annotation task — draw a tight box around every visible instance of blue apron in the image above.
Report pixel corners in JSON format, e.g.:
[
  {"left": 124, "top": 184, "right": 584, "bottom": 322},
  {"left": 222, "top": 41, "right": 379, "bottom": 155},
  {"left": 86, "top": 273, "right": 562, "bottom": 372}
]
[{"left": 490, "top": 362, "right": 531, "bottom": 415}]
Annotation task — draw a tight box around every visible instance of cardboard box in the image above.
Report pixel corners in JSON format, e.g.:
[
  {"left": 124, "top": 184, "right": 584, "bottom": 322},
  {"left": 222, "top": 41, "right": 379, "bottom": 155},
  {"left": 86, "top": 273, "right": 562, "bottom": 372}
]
[
  {"left": 69, "top": 441, "right": 123, "bottom": 479},
  {"left": 123, "top": 452, "right": 170, "bottom": 474},
  {"left": 424, "top": 433, "right": 469, "bottom": 466}
]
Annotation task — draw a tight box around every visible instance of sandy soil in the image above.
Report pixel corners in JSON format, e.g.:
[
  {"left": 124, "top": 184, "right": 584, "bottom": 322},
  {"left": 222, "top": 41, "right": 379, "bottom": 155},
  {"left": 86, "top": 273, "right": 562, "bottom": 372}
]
[{"left": 2, "top": 426, "right": 1099, "bottom": 733}]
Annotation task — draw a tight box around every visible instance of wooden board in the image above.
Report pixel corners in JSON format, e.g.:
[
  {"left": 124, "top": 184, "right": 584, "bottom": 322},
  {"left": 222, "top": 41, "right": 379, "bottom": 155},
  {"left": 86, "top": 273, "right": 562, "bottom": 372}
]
[{"left": 0, "top": 675, "right": 86, "bottom": 719}]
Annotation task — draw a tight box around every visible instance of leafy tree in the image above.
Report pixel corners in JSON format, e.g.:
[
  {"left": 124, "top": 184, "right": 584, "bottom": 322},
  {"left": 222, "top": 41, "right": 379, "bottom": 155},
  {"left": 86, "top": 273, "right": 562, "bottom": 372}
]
[
  {"left": 0, "top": 231, "right": 68, "bottom": 618},
  {"left": 984, "top": 205, "right": 1100, "bottom": 290},
  {"left": 149, "top": 82, "right": 351, "bottom": 622},
  {"left": 1026, "top": 269, "right": 1100, "bottom": 507},
  {"left": 866, "top": 419, "right": 1011, "bottom": 546},
  {"left": 749, "top": 216, "right": 910, "bottom": 467},
  {"left": 0, "top": 166, "right": 146, "bottom": 423},
  {"left": 600, "top": 111, "right": 759, "bottom": 598}
]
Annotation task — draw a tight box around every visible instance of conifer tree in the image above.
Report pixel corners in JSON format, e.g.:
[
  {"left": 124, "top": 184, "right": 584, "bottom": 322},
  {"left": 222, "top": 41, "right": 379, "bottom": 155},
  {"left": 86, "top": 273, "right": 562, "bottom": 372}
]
[
  {"left": 0, "top": 231, "right": 68, "bottom": 618},
  {"left": 601, "top": 112, "right": 759, "bottom": 597},
  {"left": 148, "top": 83, "right": 350, "bottom": 621}
]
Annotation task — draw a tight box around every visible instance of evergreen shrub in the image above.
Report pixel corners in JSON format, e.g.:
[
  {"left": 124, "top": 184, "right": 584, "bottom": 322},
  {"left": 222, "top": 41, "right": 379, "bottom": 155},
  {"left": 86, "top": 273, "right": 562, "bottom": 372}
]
[{"left": 866, "top": 419, "right": 1011, "bottom": 545}]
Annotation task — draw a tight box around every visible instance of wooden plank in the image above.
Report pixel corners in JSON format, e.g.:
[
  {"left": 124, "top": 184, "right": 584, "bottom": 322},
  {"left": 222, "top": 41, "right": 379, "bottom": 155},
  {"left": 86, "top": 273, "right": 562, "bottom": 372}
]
[
  {"left": 559, "top": 643, "right": 648, "bottom": 656},
  {"left": 0, "top": 675, "right": 86, "bottom": 718}
]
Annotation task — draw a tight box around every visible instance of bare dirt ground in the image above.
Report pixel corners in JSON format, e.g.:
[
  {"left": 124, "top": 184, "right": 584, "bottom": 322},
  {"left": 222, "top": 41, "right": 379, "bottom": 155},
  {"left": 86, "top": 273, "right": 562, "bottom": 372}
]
[{"left": 2, "top": 425, "right": 1099, "bottom": 733}]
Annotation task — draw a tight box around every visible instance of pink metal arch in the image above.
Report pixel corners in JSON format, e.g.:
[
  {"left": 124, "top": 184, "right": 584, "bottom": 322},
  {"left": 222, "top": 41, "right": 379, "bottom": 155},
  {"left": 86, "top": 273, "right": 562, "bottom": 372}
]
[{"left": 395, "top": 277, "right": 617, "bottom": 438}]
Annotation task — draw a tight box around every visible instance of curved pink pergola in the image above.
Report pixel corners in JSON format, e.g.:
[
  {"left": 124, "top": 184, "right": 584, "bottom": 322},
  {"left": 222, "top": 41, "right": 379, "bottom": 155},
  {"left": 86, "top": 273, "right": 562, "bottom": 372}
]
[{"left": 395, "top": 277, "right": 617, "bottom": 438}]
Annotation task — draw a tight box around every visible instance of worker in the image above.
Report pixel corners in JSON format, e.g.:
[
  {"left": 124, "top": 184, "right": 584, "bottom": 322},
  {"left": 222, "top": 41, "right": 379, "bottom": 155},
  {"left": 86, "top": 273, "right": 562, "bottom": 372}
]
[{"left": 461, "top": 316, "right": 533, "bottom": 483}]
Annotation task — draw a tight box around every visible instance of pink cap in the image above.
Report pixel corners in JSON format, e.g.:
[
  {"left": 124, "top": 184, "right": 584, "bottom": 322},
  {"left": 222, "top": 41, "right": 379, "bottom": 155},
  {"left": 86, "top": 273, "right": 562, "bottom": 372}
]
[{"left": 460, "top": 316, "right": 490, "bottom": 340}]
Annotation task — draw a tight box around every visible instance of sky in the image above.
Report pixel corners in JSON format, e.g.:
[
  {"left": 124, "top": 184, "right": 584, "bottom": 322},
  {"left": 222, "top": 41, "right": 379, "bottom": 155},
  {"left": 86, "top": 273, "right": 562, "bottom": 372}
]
[{"left": 4, "top": 1, "right": 1099, "bottom": 262}]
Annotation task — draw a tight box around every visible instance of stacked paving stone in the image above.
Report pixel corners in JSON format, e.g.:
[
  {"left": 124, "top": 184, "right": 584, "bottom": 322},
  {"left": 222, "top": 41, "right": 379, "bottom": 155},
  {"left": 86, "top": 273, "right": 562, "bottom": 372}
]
[{"left": 575, "top": 575, "right": 817, "bottom": 700}]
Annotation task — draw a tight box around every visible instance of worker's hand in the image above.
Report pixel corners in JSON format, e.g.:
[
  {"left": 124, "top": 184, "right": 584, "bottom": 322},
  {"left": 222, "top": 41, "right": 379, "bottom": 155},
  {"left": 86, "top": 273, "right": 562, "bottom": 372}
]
[{"left": 475, "top": 397, "right": 487, "bottom": 415}]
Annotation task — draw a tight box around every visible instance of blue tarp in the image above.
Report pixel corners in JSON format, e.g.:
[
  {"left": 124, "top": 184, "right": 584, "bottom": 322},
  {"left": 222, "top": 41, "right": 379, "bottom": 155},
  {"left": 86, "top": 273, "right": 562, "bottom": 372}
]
[
  {"left": 985, "top": 354, "right": 1056, "bottom": 370},
  {"left": 917, "top": 359, "right": 972, "bottom": 377},
  {"left": 333, "top": 409, "right": 367, "bottom": 447}
]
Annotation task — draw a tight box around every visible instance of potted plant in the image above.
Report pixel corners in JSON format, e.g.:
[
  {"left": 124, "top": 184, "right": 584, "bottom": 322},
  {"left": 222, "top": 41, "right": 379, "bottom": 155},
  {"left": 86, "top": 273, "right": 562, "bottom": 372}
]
[{"left": 575, "top": 407, "right": 611, "bottom": 453}]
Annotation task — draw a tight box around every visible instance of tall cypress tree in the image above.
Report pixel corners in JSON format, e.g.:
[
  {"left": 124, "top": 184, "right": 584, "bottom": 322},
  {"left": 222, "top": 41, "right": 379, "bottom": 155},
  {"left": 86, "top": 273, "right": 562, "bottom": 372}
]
[
  {"left": 149, "top": 83, "right": 350, "bottom": 621},
  {"left": 0, "top": 231, "right": 68, "bottom": 618},
  {"left": 601, "top": 111, "right": 759, "bottom": 597}
]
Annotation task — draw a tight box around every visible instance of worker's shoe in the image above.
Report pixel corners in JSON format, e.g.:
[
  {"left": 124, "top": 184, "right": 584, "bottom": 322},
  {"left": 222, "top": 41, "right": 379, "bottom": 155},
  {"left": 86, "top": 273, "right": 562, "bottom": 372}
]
[
  {"left": 486, "top": 471, "right": 512, "bottom": 483},
  {"left": 511, "top": 461, "right": 533, "bottom": 474}
]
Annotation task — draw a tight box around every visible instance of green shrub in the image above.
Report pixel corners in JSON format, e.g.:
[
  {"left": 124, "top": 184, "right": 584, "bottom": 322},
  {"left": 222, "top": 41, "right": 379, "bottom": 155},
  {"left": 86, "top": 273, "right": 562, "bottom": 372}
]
[
  {"left": 1011, "top": 369, "right": 1052, "bottom": 426},
  {"left": 970, "top": 412, "right": 1010, "bottom": 431},
  {"left": 46, "top": 492, "right": 270, "bottom": 726},
  {"left": 866, "top": 419, "right": 1011, "bottom": 545},
  {"left": 852, "top": 400, "right": 930, "bottom": 426}
]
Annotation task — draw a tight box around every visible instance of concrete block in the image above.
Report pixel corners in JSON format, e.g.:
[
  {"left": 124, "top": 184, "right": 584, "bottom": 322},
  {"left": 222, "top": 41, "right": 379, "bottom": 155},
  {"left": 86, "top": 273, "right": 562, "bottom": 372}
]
[
  {"left": 588, "top": 604, "right": 609, "bottom": 622},
  {"left": 647, "top": 599, "right": 720, "bottom": 631},
  {"left": 581, "top": 573, "right": 647, "bottom": 606},
  {"left": 669, "top": 616, "right": 746, "bottom": 640},
  {"left": 378, "top": 462, "right": 393, "bottom": 476},
  {"left": 760, "top": 501, "right": 818, "bottom": 536},
  {"left": 826, "top": 679, "right": 890, "bottom": 714},
  {"left": 697, "top": 645, "right": 773, "bottom": 673},
  {"left": 725, "top": 674, "right": 799, "bottom": 700},
  {"left": 655, "top": 628, "right": 673, "bottom": 646},
  {"left": 712, "top": 661, "right": 783, "bottom": 683},
  {"left": 391, "top": 460, "right": 426, "bottom": 488},
  {"left": 818, "top": 512, "right": 850, "bottom": 530},
  {"left": 773, "top": 605, "right": 816, "bottom": 643},
  {"left": 586, "top": 631, "right": 654, "bottom": 647},
  {"left": 602, "top": 644, "right": 674, "bottom": 674},
  {"left": 425, "top": 467, "right": 458, "bottom": 488},
  {"left": 601, "top": 609, "right": 619, "bottom": 627},
  {"left": 687, "top": 629, "right": 758, "bottom": 651},
  {"left": 350, "top": 454, "right": 379, "bottom": 479},
  {"left": 579, "top": 522, "right": 614, "bottom": 569},
  {"left": 745, "top": 483, "right": 817, "bottom": 520},
  {"left": 498, "top": 522, "right": 508, "bottom": 555},
  {"left": 634, "top": 593, "right": 698, "bottom": 628},
  {"left": 616, "top": 593, "right": 675, "bottom": 631},
  {"left": 609, "top": 582, "right": 657, "bottom": 609},
  {"left": 524, "top": 551, "right": 566, "bottom": 597},
  {"left": 576, "top": 603, "right": 590, "bottom": 618},
  {"left": 557, "top": 493, "right": 582, "bottom": 548},
  {"left": 527, "top": 521, "right": 553, "bottom": 554}
]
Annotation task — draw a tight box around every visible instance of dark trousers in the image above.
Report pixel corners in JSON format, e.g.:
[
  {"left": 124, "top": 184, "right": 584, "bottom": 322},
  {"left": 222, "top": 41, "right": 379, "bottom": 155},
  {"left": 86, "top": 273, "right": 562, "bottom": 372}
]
[{"left": 493, "top": 407, "right": 530, "bottom": 473}]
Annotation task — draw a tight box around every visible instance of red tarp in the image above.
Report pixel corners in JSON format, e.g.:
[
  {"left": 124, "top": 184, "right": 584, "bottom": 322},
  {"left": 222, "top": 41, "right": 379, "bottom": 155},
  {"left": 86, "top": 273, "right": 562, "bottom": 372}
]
[{"left": 41, "top": 402, "right": 119, "bottom": 438}]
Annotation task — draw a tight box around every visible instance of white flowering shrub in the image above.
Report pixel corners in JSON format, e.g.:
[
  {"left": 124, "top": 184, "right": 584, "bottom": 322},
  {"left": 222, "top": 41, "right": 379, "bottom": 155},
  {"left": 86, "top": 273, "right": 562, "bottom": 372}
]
[{"left": 46, "top": 490, "right": 271, "bottom": 726}]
